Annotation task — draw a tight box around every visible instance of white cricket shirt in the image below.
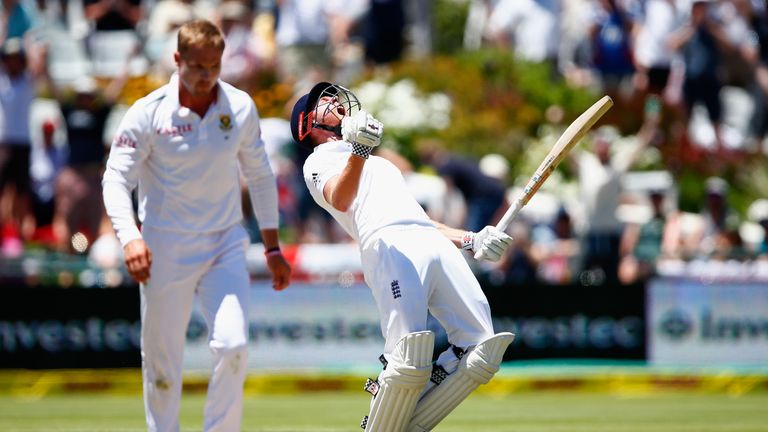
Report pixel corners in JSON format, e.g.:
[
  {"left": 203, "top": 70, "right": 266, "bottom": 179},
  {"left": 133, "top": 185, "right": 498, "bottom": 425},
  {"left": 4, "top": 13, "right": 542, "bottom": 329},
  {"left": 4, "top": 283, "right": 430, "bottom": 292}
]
[
  {"left": 103, "top": 74, "right": 278, "bottom": 246},
  {"left": 303, "top": 140, "right": 433, "bottom": 249},
  {"left": 577, "top": 151, "right": 626, "bottom": 232}
]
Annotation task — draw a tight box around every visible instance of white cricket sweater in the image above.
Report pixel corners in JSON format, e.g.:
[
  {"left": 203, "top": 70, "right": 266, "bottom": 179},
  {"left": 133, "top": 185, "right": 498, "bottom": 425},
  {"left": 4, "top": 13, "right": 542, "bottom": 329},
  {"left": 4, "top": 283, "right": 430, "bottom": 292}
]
[
  {"left": 303, "top": 140, "right": 433, "bottom": 250},
  {"left": 103, "top": 75, "right": 278, "bottom": 246}
]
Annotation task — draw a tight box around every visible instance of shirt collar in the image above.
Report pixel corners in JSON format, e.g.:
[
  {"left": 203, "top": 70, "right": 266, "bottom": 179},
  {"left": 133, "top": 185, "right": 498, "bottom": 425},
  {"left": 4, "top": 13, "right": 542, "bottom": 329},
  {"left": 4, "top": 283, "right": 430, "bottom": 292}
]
[
  {"left": 314, "top": 139, "right": 351, "bottom": 153},
  {"left": 164, "top": 73, "right": 231, "bottom": 116}
]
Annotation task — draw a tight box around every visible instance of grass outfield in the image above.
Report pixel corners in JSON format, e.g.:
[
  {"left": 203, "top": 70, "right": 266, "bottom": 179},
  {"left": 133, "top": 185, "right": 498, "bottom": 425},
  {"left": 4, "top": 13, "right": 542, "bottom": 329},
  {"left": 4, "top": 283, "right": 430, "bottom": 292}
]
[{"left": 1, "top": 392, "right": 767, "bottom": 431}]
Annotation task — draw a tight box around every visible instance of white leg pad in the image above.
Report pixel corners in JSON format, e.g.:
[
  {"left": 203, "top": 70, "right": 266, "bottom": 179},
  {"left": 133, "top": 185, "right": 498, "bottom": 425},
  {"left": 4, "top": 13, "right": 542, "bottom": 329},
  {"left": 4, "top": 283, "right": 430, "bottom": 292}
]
[
  {"left": 364, "top": 331, "right": 435, "bottom": 432},
  {"left": 407, "top": 332, "right": 514, "bottom": 432}
]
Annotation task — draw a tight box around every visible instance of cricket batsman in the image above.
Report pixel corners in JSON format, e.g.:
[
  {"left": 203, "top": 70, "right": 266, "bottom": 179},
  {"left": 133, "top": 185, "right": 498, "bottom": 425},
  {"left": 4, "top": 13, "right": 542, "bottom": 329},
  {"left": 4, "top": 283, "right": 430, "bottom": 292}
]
[{"left": 291, "top": 82, "right": 515, "bottom": 431}]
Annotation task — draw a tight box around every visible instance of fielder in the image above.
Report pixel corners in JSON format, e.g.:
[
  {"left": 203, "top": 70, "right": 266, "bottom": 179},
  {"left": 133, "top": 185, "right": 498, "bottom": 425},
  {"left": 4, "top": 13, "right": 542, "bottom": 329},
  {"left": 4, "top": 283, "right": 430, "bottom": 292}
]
[
  {"left": 291, "top": 82, "right": 515, "bottom": 431},
  {"left": 102, "top": 20, "right": 291, "bottom": 432}
]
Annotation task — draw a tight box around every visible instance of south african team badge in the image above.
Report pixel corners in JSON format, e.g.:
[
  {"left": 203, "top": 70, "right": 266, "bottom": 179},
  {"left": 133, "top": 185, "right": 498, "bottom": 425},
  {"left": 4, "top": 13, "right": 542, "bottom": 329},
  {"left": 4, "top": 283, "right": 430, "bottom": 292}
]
[{"left": 219, "top": 114, "right": 233, "bottom": 131}]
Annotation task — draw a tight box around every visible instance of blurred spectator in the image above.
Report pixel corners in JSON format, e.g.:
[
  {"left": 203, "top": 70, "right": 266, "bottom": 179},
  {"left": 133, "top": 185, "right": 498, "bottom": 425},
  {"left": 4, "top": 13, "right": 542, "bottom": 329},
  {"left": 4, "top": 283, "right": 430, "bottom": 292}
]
[
  {"left": 618, "top": 189, "right": 669, "bottom": 284},
  {"left": 559, "top": 0, "right": 595, "bottom": 88},
  {"left": 713, "top": 224, "right": 750, "bottom": 261},
  {"left": 83, "top": 0, "right": 142, "bottom": 32},
  {"left": 144, "top": 0, "right": 198, "bottom": 65},
  {"left": 588, "top": 0, "right": 636, "bottom": 101},
  {"left": 34, "top": 0, "right": 69, "bottom": 29},
  {"left": 418, "top": 140, "right": 510, "bottom": 233},
  {"left": 45, "top": 60, "right": 129, "bottom": 252},
  {"left": 497, "top": 221, "right": 538, "bottom": 283},
  {"left": 718, "top": 0, "right": 759, "bottom": 88},
  {"left": 661, "top": 212, "right": 701, "bottom": 262},
  {"left": 405, "top": 0, "right": 432, "bottom": 59},
  {"left": 479, "top": 153, "right": 509, "bottom": 184},
  {"left": 632, "top": 0, "right": 688, "bottom": 167},
  {"left": 485, "top": 0, "right": 561, "bottom": 65},
  {"left": 571, "top": 122, "right": 653, "bottom": 285},
  {"left": 743, "top": 1, "right": 768, "bottom": 151},
  {"left": 362, "top": 0, "right": 405, "bottom": 66},
  {"left": 146, "top": 0, "right": 199, "bottom": 39},
  {"left": 464, "top": 0, "right": 495, "bottom": 51},
  {"left": 632, "top": 0, "right": 680, "bottom": 100},
  {"left": 326, "top": 0, "right": 369, "bottom": 84},
  {"left": 1, "top": 0, "right": 34, "bottom": 41},
  {"left": 700, "top": 178, "right": 731, "bottom": 236},
  {"left": 29, "top": 119, "right": 65, "bottom": 241},
  {"left": 274, "top": 0, "right": 330, "bottom": 87},
  {"left": 260, "top": 117, "right": 295, "bottom": 179},
  {"left": 660, "top": 176, "right": 751, "bottom": 263},
  {"left": 668, "top": 0, "right": 732, "bottom": 154},
  {"left": 748, "top": 198, "right": 768, "bottom": 257},
  {"left": 0, "top": 38, "right": 37, "bottom": 255},
  {"left": 216, "top": 1, "right": 262, "bottom": 93},
  {"left": 694, "top": 176, "right": 743, "bottom": 260},
  {"left": 83, "top": 0, "right": 143, "bottom": 78},
  {"left": 530, "top": 206, "right": 580, "bottom": 284}
]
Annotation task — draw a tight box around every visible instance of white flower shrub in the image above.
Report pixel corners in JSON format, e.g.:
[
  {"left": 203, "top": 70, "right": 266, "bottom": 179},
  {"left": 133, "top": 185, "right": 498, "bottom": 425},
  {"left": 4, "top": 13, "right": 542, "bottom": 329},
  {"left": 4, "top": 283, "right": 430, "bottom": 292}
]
[{"left": 353, "top": 79, "right": 452, "bottom": 132}]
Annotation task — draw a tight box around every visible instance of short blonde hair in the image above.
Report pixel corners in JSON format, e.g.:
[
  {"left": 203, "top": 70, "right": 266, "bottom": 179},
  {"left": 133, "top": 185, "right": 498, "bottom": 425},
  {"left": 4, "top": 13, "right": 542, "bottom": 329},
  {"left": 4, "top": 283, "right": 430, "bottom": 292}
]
[{"left": 177, "top": 19, "right": 225, "bottom": 55}]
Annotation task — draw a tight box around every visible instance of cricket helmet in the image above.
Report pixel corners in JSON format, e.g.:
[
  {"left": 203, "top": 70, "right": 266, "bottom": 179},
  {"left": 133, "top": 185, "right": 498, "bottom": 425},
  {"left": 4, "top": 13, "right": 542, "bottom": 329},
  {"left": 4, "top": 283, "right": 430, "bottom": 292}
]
[{"left": 290, "top": 82, "right": 361, "bottom": 147}]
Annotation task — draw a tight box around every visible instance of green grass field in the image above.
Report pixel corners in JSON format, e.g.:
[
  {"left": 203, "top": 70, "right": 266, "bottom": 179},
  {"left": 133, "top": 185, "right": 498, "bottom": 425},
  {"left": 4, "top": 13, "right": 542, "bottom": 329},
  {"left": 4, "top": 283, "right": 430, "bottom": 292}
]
[{"left": 1, "top": 392, "right": 767, "bottom": 432}]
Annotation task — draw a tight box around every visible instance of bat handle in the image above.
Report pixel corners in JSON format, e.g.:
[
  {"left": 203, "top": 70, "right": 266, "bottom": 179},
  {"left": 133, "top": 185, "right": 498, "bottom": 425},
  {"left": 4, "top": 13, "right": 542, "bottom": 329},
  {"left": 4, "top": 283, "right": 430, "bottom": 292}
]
[{"left": 495, "top": 198, "right": 523, "bottom": 232}]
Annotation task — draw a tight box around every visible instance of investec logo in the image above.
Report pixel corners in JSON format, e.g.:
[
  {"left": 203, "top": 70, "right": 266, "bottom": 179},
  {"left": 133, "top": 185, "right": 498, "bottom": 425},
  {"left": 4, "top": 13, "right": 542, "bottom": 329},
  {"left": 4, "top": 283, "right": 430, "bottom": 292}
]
[
  {"left": 659, "top": 308, "right": 768, "bottom": 341},
  {"left": 492, "top": 314, "right": 643, "bottom": 349}
]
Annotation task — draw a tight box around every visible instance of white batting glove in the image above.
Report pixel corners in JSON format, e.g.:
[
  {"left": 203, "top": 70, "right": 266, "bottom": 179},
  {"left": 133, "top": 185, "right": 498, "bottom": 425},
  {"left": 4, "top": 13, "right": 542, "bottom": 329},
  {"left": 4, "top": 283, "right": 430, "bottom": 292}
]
[
  {"left": 342, "top": 110, "right": 383, "bottom": 159},
  {"left": 462, "top": 226, "right": 513, "bottom": 262}
]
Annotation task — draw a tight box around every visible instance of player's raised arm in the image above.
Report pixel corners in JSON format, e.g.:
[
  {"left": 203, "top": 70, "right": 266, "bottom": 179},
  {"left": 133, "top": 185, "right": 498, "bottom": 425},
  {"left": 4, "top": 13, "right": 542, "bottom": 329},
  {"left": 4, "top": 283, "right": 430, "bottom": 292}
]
[{"left": 324, "top": 110, "right": 383, "bottom": 211}]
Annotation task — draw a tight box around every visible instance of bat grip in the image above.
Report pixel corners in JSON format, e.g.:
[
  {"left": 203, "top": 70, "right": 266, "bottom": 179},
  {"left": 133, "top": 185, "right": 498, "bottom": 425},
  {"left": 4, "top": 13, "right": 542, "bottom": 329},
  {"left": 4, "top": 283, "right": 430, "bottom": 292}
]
[{"left": 495, "top": 198, "right": 523, "bottom": 232}]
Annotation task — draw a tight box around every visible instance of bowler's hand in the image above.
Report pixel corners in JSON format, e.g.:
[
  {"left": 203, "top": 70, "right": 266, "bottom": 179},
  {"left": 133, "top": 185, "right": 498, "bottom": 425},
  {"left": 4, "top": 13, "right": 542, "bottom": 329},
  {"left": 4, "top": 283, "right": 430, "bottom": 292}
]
[
  {"left": 472, "top": 226, "right": 513, "bottom": 262},
  {"left": 266, "top": 253, "right": 291, "bottom": 291},
  {"left": 123, "top": 239, "right": 152, "bottom": 284}
]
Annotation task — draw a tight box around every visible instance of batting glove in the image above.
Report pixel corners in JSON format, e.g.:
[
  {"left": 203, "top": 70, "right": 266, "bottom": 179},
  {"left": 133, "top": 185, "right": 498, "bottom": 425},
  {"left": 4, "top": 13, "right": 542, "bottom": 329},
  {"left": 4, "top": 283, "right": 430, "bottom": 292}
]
[
  {"left": 462, "top": 226, "right": 513, "bottom": 262},
  {"left": 342, "top": 110, "right": 383, "bottom": 159}
]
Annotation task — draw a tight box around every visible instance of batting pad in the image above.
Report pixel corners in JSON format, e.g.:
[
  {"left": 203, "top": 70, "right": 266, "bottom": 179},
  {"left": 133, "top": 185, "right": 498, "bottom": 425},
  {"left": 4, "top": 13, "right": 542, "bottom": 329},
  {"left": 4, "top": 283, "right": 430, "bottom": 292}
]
[
  {"left": 365, "top": 331, "right": 435, "bottom": 432},
  {"left": 407, "top": 332, "right": 515, "bottom": 432}
]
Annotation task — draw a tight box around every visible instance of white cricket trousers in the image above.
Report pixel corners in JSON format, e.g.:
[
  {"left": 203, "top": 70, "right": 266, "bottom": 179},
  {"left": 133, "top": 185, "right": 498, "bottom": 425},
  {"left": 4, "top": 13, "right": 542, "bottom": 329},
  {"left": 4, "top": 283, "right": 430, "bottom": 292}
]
[
  {"left": 360, "top": 226, "right": 495, "bottom": 357},
  {"left": 140, "top": 224, "right": 250, "bottom": 432}
]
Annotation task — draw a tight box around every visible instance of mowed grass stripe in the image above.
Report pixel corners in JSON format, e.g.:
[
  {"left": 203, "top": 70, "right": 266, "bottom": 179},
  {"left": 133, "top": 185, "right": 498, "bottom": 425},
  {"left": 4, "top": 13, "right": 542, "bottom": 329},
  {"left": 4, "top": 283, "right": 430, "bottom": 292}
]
[{"left": 1, "top": 392, "right": 767, "bottom": 432}]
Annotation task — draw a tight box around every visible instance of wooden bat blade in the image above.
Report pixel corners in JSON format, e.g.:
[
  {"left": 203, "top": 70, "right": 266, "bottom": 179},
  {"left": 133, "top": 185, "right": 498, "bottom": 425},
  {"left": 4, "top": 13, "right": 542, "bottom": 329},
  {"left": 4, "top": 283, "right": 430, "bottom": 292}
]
[{"left": 495, "top": 95, "right": 613, "bottom": 232}]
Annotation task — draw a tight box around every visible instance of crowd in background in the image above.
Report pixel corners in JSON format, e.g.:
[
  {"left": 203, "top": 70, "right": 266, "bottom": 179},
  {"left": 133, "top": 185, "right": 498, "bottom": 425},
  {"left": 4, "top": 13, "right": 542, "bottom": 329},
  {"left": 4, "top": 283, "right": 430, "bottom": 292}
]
[{"left": 1, "top": 0, "right": 768, "bottom": 287}]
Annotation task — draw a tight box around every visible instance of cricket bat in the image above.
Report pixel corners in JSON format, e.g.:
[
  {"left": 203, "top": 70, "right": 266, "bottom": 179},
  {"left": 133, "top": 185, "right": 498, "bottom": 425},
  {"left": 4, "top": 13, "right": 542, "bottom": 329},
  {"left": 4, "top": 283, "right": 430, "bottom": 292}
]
[{"left": 495, "top": 95, "right": 614, "bottom": 232}]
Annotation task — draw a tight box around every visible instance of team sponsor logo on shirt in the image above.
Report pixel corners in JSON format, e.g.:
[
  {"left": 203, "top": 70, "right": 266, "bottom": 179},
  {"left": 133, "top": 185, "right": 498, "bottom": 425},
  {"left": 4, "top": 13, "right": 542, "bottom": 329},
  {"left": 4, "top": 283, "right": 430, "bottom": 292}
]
[
  {"left": 390, "top": 280, "right": 402, "bottom": 299},
  {"left": 114, "top": 134, "right": 137, "bottom": 149},
  {"left": 156, "top": 123, "right": 193, "bottom": 137},
  {"left": 219, "top": 114, "right": 232, "bottom": 131}
]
